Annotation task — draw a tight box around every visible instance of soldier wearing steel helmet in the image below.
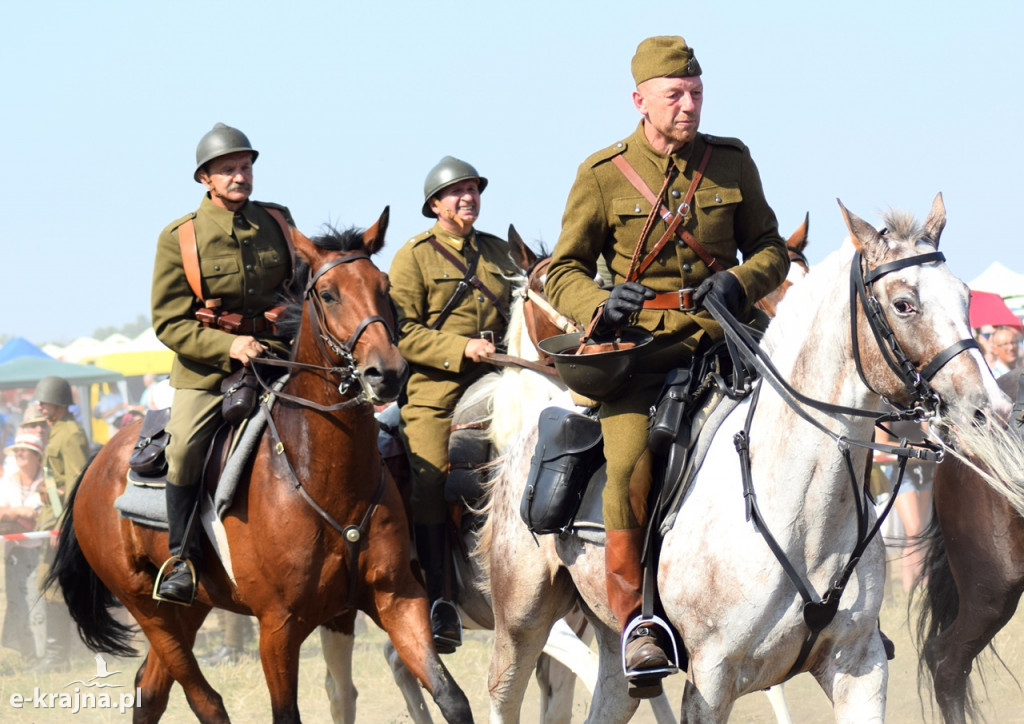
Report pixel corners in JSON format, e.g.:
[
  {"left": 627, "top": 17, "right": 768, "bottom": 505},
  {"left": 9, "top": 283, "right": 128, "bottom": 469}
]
[
  {"left": 545, "top": 36, "right": 789, "bottom": 685},
  {"left": 150, "top": 123, "right": 296, "bottom": 605},
  {"left": 388, "top": 156, "right": 519, "bottom": 653},
  {"left": 29, "top": 375, "right": 88, "bottom": 673}
]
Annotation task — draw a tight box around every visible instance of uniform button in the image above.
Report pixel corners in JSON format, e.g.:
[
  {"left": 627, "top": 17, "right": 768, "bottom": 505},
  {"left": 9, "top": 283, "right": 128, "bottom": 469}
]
[
  {"left": 677, "top": 239, "right": 686, "bottom": 247},
  {"left": 616, "top": 142, "right": 623, "bottom": 148},
  {"left": 443, "top": 272, "right": 449, "bottom": 278},
  {"left": 243, "top": 239, "right": 250, "bottom": 245},
  {"left": 634, "top": 205, "right": 642, "bottom": 214},
  {"left": 477, "top": 295, "right": 484, "bottom": 302},
  {"left": 443, "top": 360, "right": 450, "bottom": 369},
  {"left": 715, "top": 193, "right": 723, "bottom": 204},
  {"left": 671, "top": 189, "right": 681, "bottom": 199},
  {"left": 247, "top": 288, "right": 254, "bottom": 294},
  {"left": 213, "top": 265, "right": 221, "bottom": 271},
  {"left": 246, "top": 264, "right": 253, "bottom": 271},
  {"left": 682, "top": 263, "right": 692, "bottom": 272}
]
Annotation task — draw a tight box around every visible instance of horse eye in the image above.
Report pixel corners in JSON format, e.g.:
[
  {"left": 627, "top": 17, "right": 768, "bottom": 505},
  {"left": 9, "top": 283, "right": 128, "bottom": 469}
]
[
  {"left": 893, "top": 299, "right": 915, "bottom": 315},
  {"left": 319, "top": 289, "right": 336, "bottom": 304}
]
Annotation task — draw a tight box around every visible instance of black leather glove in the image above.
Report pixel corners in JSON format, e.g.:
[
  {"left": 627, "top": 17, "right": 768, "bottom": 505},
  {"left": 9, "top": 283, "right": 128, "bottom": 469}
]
[
  {"left": 693, "top": 271, "right": 746, "bottom": 317},
  {"left": 600, "top": 282, "right": 656, "bottom": 328}
]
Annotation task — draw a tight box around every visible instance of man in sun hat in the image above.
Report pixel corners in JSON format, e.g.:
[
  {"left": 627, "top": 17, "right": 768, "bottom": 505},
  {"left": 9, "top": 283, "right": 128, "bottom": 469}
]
[{"left": 545, "top": 35, "right": 789, "bottom": 689}]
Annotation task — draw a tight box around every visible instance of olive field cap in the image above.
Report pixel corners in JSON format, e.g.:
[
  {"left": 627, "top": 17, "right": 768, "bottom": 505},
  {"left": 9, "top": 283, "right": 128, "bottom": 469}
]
[
  {"left": 422, "top": 156, "right": 488, "bottom": 217},
  {"left": 631, "top": 35, "right": 702, "bottom": 85},
  {"left": 32, "top": 376, "right": 73, "bottom": 407},
  {"left": 538, "top": 328, "right": 653, "bottom": 402},
  {"left": 194, "top": 123, "right": 259, "bottom": 182}
]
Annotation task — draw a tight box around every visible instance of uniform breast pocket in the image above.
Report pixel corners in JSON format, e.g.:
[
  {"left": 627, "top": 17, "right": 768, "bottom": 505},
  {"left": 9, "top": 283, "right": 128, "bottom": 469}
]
[
  {"left": 199, "top": 256, "right": 241, "bottom": 299},
  {"left": 611, "top": 196, "right": 652, "bottom": 222},
  {"left": 694, "top": 185, "right": 743, "bottom": 246},
  {"left": 257, "top": 248, "right": 289, "bottom": 287}
]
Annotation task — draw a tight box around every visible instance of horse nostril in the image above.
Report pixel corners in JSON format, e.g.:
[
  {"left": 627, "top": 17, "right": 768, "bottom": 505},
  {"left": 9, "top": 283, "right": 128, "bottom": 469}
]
[{"left": 973, "top": 409, "right": 988, "bottom": 428}]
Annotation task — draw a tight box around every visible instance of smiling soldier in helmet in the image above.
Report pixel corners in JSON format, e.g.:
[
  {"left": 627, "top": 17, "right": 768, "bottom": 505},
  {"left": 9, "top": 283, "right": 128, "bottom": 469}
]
[
  {"left": 388, "top": 156, "right": 519, "bottom": 653},
  {"left": 150, "top": 123, "right": 298, "bottom": 606},
  {"left": 545, "top": 35, "right": 789, "bottom": 693}
]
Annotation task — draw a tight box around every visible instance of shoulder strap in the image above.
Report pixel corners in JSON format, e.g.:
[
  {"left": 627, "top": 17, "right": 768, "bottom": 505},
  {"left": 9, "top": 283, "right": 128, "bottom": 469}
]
[
  {"left": 177, "top": 219, "right": 205, "bottom": 302},
  {"left": 426, "top": 237, "right": 510, "bottom": 325},
  {"left": 258, "top": 204, "right": 298, "bottom": 278},
  {"left": 613, "top": 146, "right": 723, "bottom": 278}
]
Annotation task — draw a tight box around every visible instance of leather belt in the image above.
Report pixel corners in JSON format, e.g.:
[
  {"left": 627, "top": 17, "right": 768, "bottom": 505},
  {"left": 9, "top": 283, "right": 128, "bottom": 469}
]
[{"left": 642, "top": 289, "right": 697, "bottom": 312}]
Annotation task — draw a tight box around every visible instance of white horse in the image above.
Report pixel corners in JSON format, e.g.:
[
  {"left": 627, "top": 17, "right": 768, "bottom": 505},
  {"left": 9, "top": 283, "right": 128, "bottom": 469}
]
[{"left": 479, "top": 194, "right": 1017, "bottom": 722}]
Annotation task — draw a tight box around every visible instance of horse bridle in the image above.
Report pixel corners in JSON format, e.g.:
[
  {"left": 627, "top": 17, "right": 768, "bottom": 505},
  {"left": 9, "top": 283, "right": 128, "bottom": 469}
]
[
  {"left": 850, "top": 249, "right": 979, "bottom": 418},
  {"left": 703, "top": 247, "right": 977, "bottom": 680},
  {"left": 255, "top": 251, "right": 399, "bottom": 411}
]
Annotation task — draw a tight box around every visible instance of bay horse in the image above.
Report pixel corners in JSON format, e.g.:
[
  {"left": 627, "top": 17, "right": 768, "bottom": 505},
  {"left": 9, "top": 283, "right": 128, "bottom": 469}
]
[
  {"left": 48, "top": 209, "right": 474, "bottom": 723},
  {"left": 915, "top": 367, "right": 1024, "bottom": 724},
  {"left": 479, "top": 194, "right": 1017, "bottom": 722}
]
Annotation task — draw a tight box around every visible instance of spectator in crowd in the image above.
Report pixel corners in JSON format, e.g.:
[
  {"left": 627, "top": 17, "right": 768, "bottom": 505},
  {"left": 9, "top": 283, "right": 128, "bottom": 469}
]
[
  {"left": 0, "top": 432, "right": 45, "bottom": 662},
  {"left": 989, "top": 326, "right": 1021, "bottom": 377}
]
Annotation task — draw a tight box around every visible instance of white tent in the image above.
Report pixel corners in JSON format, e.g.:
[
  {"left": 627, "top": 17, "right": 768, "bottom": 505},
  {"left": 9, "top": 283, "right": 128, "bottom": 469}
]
[{"left": 968, "top": 262, "right": 1024, "bottom": 319}]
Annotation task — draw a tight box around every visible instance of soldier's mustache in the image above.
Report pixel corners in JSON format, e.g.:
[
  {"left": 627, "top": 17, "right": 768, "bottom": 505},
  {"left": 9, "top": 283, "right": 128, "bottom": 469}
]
[{"left": 227, "top": 183, "right": 252, "bottom": 193}]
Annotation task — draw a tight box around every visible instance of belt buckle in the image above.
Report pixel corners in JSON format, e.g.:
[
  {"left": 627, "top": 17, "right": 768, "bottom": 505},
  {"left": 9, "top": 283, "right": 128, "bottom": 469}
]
[{"left": 677, "top": 288, "right": 696, "bottom": 312}]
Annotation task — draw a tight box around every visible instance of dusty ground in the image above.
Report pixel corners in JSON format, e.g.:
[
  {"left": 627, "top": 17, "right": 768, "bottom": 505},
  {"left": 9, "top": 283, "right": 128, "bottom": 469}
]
[{"left": 0, "top": 553, "right": 1021, "bottom": 722}]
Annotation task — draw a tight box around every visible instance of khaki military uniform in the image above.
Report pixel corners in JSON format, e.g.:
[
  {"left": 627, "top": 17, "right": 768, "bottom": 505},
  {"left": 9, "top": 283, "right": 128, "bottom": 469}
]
[
  {"left": 37, "top": 413, "right": 89, "bottom": 600},
  {"left": 546, "top": 123, "right": 789, "bottom": 529},
  {"left": 389, "top": 222, "right": 518, "bottom": 525},
  {"left": 152, "top": 194, "right": 293, "bottom": 488}
]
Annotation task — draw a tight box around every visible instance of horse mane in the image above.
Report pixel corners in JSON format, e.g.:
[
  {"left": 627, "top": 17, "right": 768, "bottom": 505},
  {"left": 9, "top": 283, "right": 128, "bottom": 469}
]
[
  {"left": 760, "top": 240, "right": 854, "bottom": 356},
  {"left": 273, "top": 225, "right": 377, "bottom": 342}
]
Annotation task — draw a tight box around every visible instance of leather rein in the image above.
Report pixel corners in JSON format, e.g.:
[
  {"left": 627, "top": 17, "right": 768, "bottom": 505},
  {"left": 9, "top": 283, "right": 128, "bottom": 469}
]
[
  {"left": 703, "top": 248, "right": 976, "bottom": 680},
  {"left": 249, "top": 250, "right": 396, "bottom": 614},
  {"left": 481, "top": 257, "right": 581, "bottom": 378}
]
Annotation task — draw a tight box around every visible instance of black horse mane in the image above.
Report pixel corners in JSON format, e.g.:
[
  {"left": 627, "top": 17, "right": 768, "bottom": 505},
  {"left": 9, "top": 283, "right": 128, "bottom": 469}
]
[{"left": 274, "top": 224, "right": 374, "bottom": 342}]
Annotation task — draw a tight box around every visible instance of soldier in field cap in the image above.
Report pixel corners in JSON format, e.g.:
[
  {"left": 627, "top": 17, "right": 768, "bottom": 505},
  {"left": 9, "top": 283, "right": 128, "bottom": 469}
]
[{"left": 545, "top": 35, "right": 789, "bottom": 693}]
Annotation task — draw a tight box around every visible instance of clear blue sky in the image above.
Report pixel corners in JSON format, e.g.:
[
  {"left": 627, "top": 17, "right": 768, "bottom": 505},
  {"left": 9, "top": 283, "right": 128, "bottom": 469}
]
[{"left": 3, "top": 0, "right": 1021, "bottom": 343}]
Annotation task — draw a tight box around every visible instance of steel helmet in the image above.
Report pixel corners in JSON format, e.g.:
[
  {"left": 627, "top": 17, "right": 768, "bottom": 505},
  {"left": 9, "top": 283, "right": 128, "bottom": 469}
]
[
  {"left": 194, "top": 123, "right": 259, "bottom": 182},
  {"left": 538, "top": 328, "right": 653, "bottom": 402},
  {"left": 421, "top": 156, "right": 488, "bottom": 217},
  {"left": 33, "top": 376, "right": 74, "bottom": 407}
]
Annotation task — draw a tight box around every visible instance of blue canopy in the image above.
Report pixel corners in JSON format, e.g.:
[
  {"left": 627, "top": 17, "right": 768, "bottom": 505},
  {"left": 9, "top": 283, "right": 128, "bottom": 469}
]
[{"left": 0, "top": 336, "right": 51, "bottom": 364}]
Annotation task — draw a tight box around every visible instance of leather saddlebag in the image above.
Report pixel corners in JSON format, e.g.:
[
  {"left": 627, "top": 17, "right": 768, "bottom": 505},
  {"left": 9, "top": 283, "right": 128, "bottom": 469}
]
[
  {"left": 520, "top": 406, "right": 603, "bottom": 535},
  {"left": 128, "top": 408, "right": 172, "bottom": 476},
  {"left": 221, "top": 366, "right": 259, "bottom": 425}
]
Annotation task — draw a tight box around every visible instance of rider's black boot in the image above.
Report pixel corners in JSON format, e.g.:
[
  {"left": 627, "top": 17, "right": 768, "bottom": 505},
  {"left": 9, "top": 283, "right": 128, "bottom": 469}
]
[
  {"left": 414, "top": 523, "right": 462, "bottom": 654},
  {"left": 154, "top": 483, "right": 201, "bottom": 605}
]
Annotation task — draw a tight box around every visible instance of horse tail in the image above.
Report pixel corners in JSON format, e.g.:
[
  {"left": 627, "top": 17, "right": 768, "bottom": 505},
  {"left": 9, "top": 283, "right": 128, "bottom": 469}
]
[
  {"left": 912, "top": 512, "right": 979, "bottom": 718},
  {"left": 44, "top": 464, "right": 138, "bottom": 657}
]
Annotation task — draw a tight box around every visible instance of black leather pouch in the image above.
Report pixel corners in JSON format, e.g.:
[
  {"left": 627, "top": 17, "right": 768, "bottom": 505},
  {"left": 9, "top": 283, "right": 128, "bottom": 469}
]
[
  {"left": 648, "top": 367, "right": 692, "bottom": 454},
  {"left": 221, "top": 367, "right": 259, "bottom": 425},
  {"left": 520, "top": 407, "right": 604, "bottom": 535},
  {"left": 128, "top": 408, "right": 172, "bottom": 476}
]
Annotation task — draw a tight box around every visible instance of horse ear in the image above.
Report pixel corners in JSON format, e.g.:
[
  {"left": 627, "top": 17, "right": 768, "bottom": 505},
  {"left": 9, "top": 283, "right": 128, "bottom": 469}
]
[
  {"left": 291, "top": 228, "right": 318, "bottom": 267},
  {"left": 507, "top": 224, "right": 539, "bottom": 273},
  {"left": 787, "top": 212, "right": 809, "bottom": 254},
  {"left": 921, "top": 192, "right": 946, "bottom": 249},
  {"left": 362, "top": 206, "right": 390, "bottom": 255},
  {"left": 837, "top": 198, "right": 885, "bottom": 262}
]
